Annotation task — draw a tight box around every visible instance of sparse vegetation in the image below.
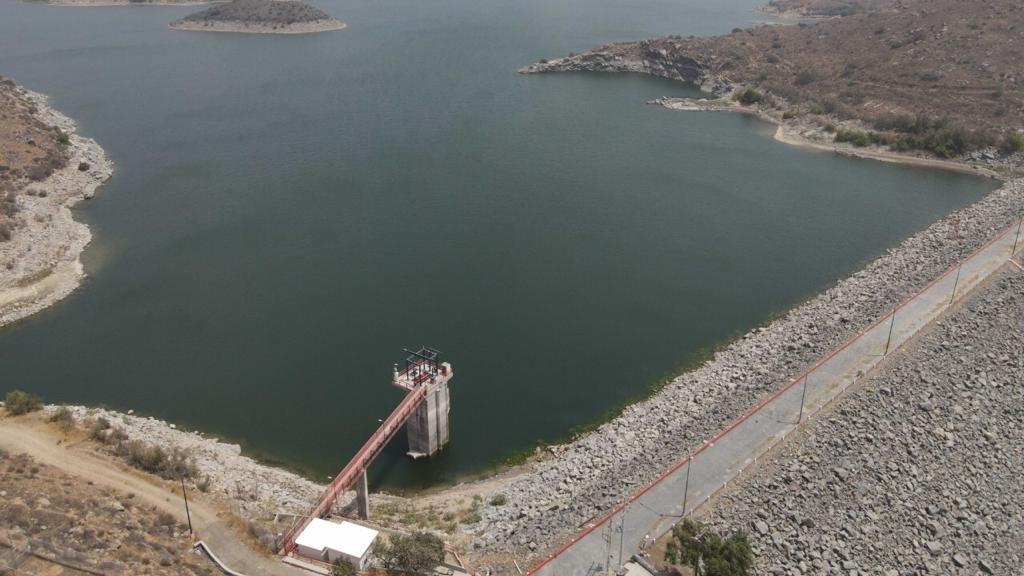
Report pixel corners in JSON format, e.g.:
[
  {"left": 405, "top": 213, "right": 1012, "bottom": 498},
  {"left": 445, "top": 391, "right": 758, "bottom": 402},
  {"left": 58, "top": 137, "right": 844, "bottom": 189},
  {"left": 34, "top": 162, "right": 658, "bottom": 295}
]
[
  {"left": 116, "top": 439, "right": 199, "bottom": 479},
  {"left": 84, "top": 416, "right": 198, "bottom": 479},
  {"left": 174, "top": 0, "right": 338, "bottom": 27},
  {"left": 4, "top": 389, "right": 43, "bottom": 415},
  {"left": 592, "top": 0, "right": 1024, "bottom": 160},
  {"left": 1002, "top": 131, "right": 1024, "bottom": 154},
  {"left": 0, "top": 450, "right": 212, "bottom": 574},
  {"left": 489, "top": 493, "right": 507, "bottom": 506}
]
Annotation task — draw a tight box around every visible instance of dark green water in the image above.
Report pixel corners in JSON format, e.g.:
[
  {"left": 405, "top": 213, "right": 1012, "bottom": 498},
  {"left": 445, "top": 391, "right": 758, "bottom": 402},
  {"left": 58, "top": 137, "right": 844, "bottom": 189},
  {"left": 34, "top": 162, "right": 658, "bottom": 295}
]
[{"left": 0, "top": 0, "right": 995, "bottom": 489}]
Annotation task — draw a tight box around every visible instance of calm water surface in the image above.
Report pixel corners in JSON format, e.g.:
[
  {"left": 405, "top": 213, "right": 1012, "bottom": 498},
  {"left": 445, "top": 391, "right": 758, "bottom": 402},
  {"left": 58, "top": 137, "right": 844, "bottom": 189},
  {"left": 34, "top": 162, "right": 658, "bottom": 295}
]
[{"left": 0, "top": 0, "right": 995, "bottom": 488}]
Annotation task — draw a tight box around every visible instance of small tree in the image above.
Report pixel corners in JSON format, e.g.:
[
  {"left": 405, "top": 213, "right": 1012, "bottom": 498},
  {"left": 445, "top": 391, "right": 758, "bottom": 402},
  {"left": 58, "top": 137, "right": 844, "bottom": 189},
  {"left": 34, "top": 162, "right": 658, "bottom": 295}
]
[
  {"left": 376, "top": 531, "right": 445, "bottom": 573},
  {"left": 331, "top": 558, "right": 356, "bottom": 576},
  {"left": 4, "top": 390, "right": 43, "bottom": 416},
  {"left": 665, "top": 519, "right": 752, "bottom": 576}
]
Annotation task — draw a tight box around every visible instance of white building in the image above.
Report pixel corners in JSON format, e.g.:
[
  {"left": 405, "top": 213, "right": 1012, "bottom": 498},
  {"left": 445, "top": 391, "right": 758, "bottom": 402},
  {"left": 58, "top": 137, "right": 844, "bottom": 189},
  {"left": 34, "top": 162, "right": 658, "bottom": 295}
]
[{"left": 294, "top": 518, "right": 379, "bottom": 570}]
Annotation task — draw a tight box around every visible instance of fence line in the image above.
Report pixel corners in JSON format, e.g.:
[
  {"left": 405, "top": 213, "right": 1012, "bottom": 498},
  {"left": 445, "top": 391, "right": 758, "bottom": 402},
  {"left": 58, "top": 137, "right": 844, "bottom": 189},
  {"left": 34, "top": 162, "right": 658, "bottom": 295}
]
[{"left": 527, "top": 214, "right": 1024, "bottom": 576}]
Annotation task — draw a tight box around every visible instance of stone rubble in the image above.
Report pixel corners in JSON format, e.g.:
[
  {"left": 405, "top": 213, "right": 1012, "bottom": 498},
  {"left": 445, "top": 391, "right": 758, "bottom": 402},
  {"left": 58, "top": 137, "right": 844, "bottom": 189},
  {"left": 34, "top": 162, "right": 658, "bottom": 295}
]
[
  {"left": 706, "top": 269, "right": 1024, "bottom": 575},
  {"left": 469, "top": 178, "right": 1024, "bottom": 561}
]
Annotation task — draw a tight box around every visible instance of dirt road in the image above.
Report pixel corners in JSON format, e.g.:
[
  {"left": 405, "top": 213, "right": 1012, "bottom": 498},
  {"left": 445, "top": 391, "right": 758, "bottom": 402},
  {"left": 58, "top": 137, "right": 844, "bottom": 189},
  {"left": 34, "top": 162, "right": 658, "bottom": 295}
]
[{"left": 0, "top": 416, "right": 305, "bottom": 576}]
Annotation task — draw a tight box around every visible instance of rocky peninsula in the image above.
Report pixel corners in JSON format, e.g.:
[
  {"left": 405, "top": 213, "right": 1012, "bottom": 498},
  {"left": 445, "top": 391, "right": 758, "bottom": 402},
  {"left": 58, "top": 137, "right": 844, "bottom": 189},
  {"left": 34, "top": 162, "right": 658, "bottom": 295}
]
[
  {"left": 0, "top": 77, "right": 112, "bottom": 329},
  {"left": 170, "top": 0, "right": 344, "bottom": 34},
  {"left": 522, "top": 0, "right": 1024, "bottom": 176}
]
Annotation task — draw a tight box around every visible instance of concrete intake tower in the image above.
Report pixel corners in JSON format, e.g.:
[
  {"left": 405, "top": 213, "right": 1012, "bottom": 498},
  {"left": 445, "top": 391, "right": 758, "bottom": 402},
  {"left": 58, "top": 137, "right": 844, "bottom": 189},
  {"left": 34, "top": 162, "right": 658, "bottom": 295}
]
[{"left": 392, "top": 347, "right": 452, "bottom": 458}]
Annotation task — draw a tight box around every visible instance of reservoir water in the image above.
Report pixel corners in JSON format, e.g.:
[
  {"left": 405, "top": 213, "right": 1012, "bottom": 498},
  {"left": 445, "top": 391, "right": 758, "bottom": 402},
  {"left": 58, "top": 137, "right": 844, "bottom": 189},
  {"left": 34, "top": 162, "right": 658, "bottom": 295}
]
[{"left": 0, "top": 0, "right": 996, "bottom": 489}]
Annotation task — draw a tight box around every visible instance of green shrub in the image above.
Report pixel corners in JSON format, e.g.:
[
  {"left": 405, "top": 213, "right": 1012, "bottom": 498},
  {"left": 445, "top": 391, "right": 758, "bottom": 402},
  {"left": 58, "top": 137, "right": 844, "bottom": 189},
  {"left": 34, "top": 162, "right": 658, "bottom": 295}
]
[
  {"left": 331, "top": 559, "right": 356, "bottom": 576},
  {"left": 489, "top": 494, "right": 507, "bottom": 506},
  {"left": 794, "top": 69, "right": 818, "bottom": 86},
  {"left": 834, "top": 128, "right": 872, "bottom": 147},
  {"left": 782, "top": 111, "right": 797, "bottom": 120},
  {"left": 4, "top": 390, "right": 43, "bottom": 415},
  {"left": 734, "top": 87, "right": 763, "bottom": 106},
  {"left": 54, "top": 128, "right": 70, "bottom": 146},
  {"left": 1001, "top": 131, "right": 1024, "bottom": 154},
  {"left": 49, "top": 406, "right": 75, "bottom": 431},
  {"left": 666, "top": 519, "right": 753, "bottom": 576},
  {"left": 376, "top": 531, "right": 445, "bottom": 572}
]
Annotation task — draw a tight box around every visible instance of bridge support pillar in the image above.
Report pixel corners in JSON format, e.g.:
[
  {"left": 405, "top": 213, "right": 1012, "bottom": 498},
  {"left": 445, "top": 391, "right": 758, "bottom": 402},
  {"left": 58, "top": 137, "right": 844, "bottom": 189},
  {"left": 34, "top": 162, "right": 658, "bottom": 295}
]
[
  {"left": 406, "top": 378, "right": 450, "bottom": 458},
  {"left": 355, "top": 470, "right": 369, "bottom": 520}
]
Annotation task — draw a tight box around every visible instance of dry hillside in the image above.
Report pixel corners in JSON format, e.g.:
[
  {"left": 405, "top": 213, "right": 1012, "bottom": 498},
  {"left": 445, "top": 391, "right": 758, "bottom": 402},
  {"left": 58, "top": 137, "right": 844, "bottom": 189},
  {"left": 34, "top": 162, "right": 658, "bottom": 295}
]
[
  {"left": 0, "top": 77, "right": 69, "bottom": 242},
  {"left": 528, "top": 0, "right": 1024, "bottom": 159},
  {"left": 0, "top": 449, "right": 214, "bottom": 575}
]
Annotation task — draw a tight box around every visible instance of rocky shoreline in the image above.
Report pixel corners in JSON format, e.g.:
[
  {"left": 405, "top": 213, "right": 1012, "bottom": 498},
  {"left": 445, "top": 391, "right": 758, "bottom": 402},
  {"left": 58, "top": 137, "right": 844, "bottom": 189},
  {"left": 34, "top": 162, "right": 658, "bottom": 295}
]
[
  {"left": 0, "top": 88, "right": 113, "bottom": 329},
  {"left": 464, "top": 178, "right": 1023, "bottom": 568},
  {"left": 36, "top": 176, "right": 1023, "bottom": 571}
]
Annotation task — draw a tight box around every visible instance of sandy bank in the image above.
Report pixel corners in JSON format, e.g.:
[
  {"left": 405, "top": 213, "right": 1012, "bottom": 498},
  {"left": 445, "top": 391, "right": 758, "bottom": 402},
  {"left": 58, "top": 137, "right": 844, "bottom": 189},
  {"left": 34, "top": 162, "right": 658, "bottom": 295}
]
[
  {"left": 169, "top": 17, "right": 344, "bottom": 33},
  {"left": 0, "top": 90, "right": 112, "bottom": 329}
]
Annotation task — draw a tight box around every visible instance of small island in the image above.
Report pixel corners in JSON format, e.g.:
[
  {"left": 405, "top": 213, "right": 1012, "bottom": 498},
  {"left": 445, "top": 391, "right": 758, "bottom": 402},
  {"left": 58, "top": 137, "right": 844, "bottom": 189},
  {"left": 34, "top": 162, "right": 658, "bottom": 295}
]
[
  {"left": 169, "top": 0, "right": 345, "bottom": 34},
  {"left": 34, "top": 0, "right": 219, "bottom": 6}
]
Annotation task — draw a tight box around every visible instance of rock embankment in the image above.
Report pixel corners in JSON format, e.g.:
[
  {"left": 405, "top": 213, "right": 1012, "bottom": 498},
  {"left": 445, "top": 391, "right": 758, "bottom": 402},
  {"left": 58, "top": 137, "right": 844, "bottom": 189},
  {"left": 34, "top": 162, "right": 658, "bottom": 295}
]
[
  {"left": 706, "top": 268, "right": 1024, "bottom": 575},
  {"left": 0, "top": 84, "right": 112, "bottom": 328},
  {"left": 170, "top": 0, "right": 345, "bottom": 34},
  {"left": 466, "top": 179, "right": 1023, "bottom": 565}
]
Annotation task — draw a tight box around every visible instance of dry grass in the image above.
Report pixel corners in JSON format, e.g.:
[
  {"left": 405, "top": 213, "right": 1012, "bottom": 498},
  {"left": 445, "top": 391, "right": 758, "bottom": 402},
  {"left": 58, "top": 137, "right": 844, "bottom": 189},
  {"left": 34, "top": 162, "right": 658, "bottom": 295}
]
[
  {"left": 640, "top": 0, "right": 1024, "bottom": 153},
  {"left": 0, "top": 76, "right": 69, "bottom": 242},
  {"left": 0, "top": 450, "right": 215, "bottom": 575}
]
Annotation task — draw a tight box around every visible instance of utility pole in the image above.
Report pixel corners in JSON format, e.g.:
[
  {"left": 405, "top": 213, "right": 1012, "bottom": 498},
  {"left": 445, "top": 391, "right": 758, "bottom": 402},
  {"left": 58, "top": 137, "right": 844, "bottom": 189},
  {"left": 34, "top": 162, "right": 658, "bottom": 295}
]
[
  {"left": 949, "top": 264, "right": 963, "bottom": 306},
  {"left": 883, "top": 309, "right": 898, "bottom": 356},
  {"left": 1012, "top": 216, "right": 1023, "bottom": 255},
  {"left": 618, "top": 510, "right": 625, "bottom": 571},
  {"left": 180, "top": 476, "right": 193, "bottom": 537},
  {"left": 682, "top": 451, "right": 693, "bottom": 516},
  {"left": 797, "top": 374, "right": 810, "bottom": 424}
]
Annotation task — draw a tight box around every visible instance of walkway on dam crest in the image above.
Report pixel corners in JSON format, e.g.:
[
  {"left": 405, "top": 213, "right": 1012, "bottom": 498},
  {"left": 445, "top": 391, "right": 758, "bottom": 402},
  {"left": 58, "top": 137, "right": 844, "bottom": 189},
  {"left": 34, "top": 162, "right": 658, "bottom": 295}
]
[{"left": 529, "top": 219, "right": 1024, "bottom": 576}]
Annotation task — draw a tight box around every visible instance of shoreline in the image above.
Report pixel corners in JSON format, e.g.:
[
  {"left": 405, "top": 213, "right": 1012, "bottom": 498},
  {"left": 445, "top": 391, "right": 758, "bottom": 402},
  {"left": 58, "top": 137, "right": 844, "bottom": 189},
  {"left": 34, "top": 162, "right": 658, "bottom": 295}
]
[
  {"left": 168, "top": 18, "right": 345, "bottom": 34},
  {"left": 0, "top": 89, "right": 113, "bottom": 329},
  {"left": 20, "top": 175, "right": 1021, "bottom": 570},
  {"left": 649, "top": 96, "right": 1004, "bottom": 179}
]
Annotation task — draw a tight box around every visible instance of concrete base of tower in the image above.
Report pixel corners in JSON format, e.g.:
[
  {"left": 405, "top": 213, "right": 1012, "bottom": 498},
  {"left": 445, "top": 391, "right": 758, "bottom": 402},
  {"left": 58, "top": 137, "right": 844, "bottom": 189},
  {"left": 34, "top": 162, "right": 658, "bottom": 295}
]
[{"left": 406, "top": 378, "right": 450, "bottom": 457}]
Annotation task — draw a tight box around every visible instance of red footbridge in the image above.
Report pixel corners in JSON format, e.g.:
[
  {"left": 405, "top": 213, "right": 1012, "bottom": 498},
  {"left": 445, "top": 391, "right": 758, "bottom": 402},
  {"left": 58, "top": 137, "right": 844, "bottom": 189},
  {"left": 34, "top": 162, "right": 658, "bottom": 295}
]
[{"left": 280, "top": 348, "right": 453, "bottom": 557}]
